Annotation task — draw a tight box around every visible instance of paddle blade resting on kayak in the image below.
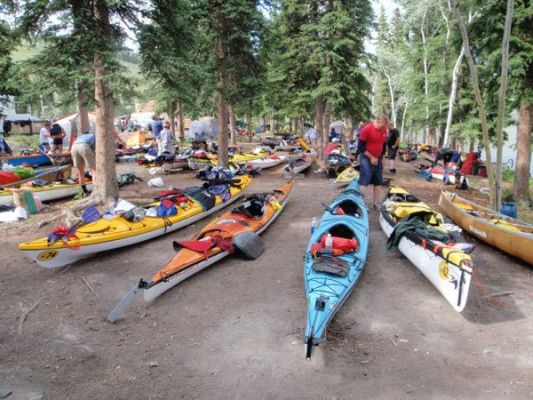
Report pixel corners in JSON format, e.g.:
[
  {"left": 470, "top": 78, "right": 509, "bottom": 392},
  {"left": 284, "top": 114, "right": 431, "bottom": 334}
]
[
  {"left": 107, "top": 180, "right": 295, "bottom": 323},
  {"left": 303, "top": 179, "right": 369, "bottom": 358}
]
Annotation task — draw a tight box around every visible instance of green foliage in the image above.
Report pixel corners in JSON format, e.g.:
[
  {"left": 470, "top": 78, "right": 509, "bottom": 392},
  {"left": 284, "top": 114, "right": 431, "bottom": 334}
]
[
  {"left": 4, "top": 0, "right": 138, "bottom": 119},
  {"left": 5, "top": 134, "right": 40, "bottom": 147},
  {"left": 139, "top": 0, "right": 209, "bottom": 114},
  {"left": 266, "top": 0, "right": 373, "bottom": 123}
]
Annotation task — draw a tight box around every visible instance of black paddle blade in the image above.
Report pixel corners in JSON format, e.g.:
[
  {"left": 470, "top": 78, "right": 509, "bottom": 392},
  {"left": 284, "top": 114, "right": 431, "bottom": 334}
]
[{"left": 233, "top": 232, "right": 264, "bottom": 259}]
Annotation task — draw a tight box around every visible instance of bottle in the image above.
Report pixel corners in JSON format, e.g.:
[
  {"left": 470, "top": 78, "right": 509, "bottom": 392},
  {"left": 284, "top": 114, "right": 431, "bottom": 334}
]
[
  {"left": 311, "top": 217, "right": 318, "bottom": 234},
  {"left": 325, "top": 233, "right": 333, "bottom": 254}
]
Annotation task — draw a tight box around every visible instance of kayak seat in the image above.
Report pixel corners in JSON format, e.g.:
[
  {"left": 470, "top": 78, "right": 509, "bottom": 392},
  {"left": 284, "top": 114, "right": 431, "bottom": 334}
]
[
  {"left": 335, "top": 200, "right": 361, "bottom": 217},
  {"left": 328, "top": 224, "right": 356, "bottom": 240},
  {"left": 232, "top": 194, "right": 266, "bottom": 219}
]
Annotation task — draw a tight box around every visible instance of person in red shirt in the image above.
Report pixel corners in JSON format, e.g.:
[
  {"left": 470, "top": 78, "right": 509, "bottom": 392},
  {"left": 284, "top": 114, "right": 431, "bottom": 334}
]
[{"left": 357, "top": 114, "right": 389, "bottom": 208}]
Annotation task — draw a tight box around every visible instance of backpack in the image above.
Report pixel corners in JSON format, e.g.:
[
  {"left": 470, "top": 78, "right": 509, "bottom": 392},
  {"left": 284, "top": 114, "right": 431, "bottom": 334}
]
[{"left": 156, "top": 199, "right": 177, "bottom": 217}]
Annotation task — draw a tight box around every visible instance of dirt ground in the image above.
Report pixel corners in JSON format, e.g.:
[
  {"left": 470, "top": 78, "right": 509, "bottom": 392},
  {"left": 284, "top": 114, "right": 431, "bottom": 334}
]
[{"left": 1, "top": 153, "right": 532, "bottom": 400}]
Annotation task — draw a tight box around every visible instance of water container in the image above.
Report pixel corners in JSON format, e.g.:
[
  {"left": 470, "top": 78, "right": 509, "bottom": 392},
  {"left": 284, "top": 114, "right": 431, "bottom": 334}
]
[
  {"left": 500, "top": 202, "right": 517, "bottom": 219},
  {"left": 311, "top": 217, "right": 318, "bottom": 234},
  {"left": 325, "top": 234, "right": 333, "bottom": 254}
]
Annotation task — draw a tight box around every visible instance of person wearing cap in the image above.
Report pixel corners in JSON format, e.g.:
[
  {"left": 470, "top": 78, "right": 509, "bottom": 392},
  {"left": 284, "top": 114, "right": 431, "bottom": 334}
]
[
  {"left": 357, "top": 114, "right": 389, "bottom": 208},
  {"left": 71, "top": 131, "right": 96, "bottom": 195}
]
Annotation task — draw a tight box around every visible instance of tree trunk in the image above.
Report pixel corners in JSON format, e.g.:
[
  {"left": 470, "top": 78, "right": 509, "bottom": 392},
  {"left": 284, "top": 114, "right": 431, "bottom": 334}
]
[
  {"left": 451, "top": 0, "right": 497, "bottom": 208},
  {"left": 168, "top": 99, "right": 176, "bottom": 136},
  {"left": 77, "top": 83, "right": 90, "bottom": 134},
  {"left": 215, "top": 33, "right": 228, "bottom": 167},
  {"left": 514, "top": 103, "right": 532, "bottom": 203},
  {"left": 443, "top": 46, "right": 464, "bottom": 146},
  {"left": 39, "top": 95, "right": 45, "bottom": 117},
  {"left": 176, "top": 98, "right": 184, "bottom": 142},
  {"left": 92, "top": 0, "right": 118, "bottom": 202},
  {"left": 400, "top": 99, "right": 408, "bottom": 141},
  {"left": 229, "top": 102, "right": 237, "bottom": 145},
  {"left": 494, "top": 0, "right": 514, "bottom": 210},
  {"left": 323, "top": 102, "right": 331, "bottom": 145},
  {"left": 383, "top": 69, "right": 397, "bottom": 127},
  {"left": 421, "top": 10, "right": 430, "bottom": 143},
  {"left": 315, "top": 96, "right": 325, "bottom": 157}
]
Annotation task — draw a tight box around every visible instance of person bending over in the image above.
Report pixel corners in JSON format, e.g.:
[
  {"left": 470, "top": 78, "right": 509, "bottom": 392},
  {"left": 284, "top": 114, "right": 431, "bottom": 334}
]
[
  {"left": 357, "top": 114, "right": 389, "bottom": 209},
  {"left": 49, "top": 123, "right": 65, "bottom": 156},
  {"left": 71, "top": 131, "right": 96, "bottom": 195}
]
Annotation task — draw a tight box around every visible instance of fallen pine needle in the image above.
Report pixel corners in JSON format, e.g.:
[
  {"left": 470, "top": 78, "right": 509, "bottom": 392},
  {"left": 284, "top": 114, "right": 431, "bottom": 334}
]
[
  {"left": 80, "top": 275, "right": 99, "bottom": 298},
  {"left": 18, "top": 298, "right": 42, "bottom": 335}
]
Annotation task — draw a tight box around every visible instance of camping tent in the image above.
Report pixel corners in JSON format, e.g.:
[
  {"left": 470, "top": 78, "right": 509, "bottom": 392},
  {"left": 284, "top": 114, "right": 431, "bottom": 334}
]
[
  {"left": 56, "top": 112, "right": 97, "bottom": 146},
  {"left": 330, "top": 120, "right": 348, "bottom": 130},
  {"left": 188, "top": 117, "right": 218, "bottom": 141}
]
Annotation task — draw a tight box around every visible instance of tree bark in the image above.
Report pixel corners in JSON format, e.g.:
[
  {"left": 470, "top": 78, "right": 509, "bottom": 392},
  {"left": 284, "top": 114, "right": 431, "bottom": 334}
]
[
  {"left": 92, "top": 0, "right": 118, "bottom": 202},
  {"left": 176, "top": 98, "right": 184, "bottom": 142},
  {"left": 168, "top": 99, "right": 176, "bottom": 136},
  {"left": 315, "top": 96, "right": 325, "bottom": 157},
  {"left": 494, "top": 0, "right": 514, "bottom": 210},
  {"left": 229, "top": 102, "right": 237, "bottom": 145},
  {"left": 323, "top": 102, "right": 331, "bottom": 147},
  {"left": 215, "top": 33, "right": 228, "bottom": 167},
  {"left": 451, "top": 0, "right": 497, "bottom": 208},
  {"left": 400, "top": 99, "right": 408, "bottom": 141},
  {"left": 77, "top": 83, "right": 90, "bottom": 134},
  {"left": 421, "top": 10, "right": 430, "bottom": 143},
  {"left": 383, "top": 68, "right": 397, "bottom": 127},
  {"left": 514, "top": 103, "right": 532, "bottom": 203}
]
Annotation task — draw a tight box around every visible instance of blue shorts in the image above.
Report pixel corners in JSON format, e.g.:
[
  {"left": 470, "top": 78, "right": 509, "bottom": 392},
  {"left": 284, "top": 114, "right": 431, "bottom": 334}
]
[{"left": 359, "top": 155, "right": 384, "bottom": 186}]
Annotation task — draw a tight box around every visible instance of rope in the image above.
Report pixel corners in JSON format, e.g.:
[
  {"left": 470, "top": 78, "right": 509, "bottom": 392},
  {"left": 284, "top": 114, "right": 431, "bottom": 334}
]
[{"left": 471, "top": 270, "right": 509, "bottom": 309}]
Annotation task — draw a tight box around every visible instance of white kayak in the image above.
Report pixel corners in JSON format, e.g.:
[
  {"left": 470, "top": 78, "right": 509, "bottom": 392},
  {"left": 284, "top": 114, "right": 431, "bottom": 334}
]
[
  {"left": 244, "top": 155, "right": 287, "bottom": 169},
  {"left": 284, "top": 154, "right": 314, "bottom": 174},
  {"left": 0, "top": 183, "right": 91, "bottom": 206},
  {"left": 379, "top": 186, "right": 474, "bottom": 312}
]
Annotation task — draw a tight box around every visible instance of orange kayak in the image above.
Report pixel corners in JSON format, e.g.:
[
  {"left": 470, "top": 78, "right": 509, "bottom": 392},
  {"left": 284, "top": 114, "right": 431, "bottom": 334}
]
[{"left": 108, "top": 180, "right": 295, "bottom": 322}]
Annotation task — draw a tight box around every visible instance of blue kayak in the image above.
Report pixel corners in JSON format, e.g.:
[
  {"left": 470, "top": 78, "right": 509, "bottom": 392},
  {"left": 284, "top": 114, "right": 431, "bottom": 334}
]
[{"left": 303, "top": 179, "right": 369, "bottom": 358}]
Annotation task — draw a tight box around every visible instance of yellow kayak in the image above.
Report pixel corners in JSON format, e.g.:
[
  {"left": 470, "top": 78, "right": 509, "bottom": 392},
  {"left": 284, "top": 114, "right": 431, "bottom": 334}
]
[
  {"left": 188, "top": 149, "right": 270, "bottom": 169},
  {"left": 18, "top": 175, "right": 252, "bottom": 268},
  {"left": 334, "top": 167, "right": 359, "bottom": 187}
]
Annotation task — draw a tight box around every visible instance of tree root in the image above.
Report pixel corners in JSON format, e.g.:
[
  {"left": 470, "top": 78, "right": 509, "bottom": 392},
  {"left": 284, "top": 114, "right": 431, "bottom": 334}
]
[
  {"left": 64, "top": 193, "right": 118, "bottom": 227},
  {"left": 18, "top": 298, "right": 42, "bottom": 336}
]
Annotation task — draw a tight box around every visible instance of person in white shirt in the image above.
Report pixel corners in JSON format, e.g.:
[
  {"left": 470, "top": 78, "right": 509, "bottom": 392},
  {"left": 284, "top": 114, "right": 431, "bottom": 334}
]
[
  {"left": 305, "top": 127, "right": 317, "bottom": 144},
  {"left": 39, "top": 121, "right": 51, "bottom": 151},
  {"left": 159, "top": 121, "right": 175, "bottom": 155}
]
